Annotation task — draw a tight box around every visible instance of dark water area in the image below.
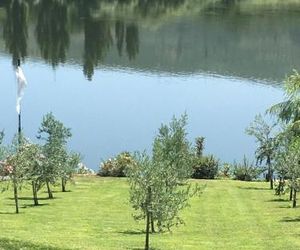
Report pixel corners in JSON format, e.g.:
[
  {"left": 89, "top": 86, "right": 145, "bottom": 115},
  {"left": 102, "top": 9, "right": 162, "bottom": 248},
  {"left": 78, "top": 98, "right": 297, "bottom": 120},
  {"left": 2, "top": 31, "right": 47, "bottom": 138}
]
[{"left": 1, "top": 0, "right": 299, "bottom": 169}]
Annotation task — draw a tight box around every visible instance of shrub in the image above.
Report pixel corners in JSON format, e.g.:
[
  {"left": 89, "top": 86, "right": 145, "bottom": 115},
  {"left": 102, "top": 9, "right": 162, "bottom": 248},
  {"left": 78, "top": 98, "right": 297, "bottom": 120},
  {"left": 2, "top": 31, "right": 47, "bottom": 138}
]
[
  {"left": 77, "top": 163, "right": 95, "bottom": 175},
  {"left": 192, "top": 155, "right": 219, "bottom": 179},
  {"left": 232, "top": 157, "right": 261, "bottom": 181},
  {"left": 218, "top": 163, "right": 231, "bottom": 178},
  {"left": 98, "top": 152, "right": 134, "bottom": 177}
]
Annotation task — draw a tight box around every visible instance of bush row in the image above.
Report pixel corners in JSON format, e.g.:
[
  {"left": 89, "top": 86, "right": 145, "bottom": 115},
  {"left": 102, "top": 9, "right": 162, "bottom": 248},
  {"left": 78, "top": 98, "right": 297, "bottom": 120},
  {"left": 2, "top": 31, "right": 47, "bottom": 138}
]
[
  {"left": 98, "top": 152, "right": 263, "bottom": 181},
  {"left": 98, "top": 152, "right": 220, "bottom": 179}
]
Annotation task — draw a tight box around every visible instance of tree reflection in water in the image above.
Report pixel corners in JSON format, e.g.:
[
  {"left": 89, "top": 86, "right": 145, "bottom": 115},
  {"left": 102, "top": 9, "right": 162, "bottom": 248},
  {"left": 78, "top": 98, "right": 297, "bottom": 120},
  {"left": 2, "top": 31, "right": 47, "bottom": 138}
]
[
  {"left": 1, "top": 0, "right": 189, "bottom": 79},
  {"left": 35, "top": 0, "right": 70, "bottom": 68},
  {"left": 3, "top": 0, "right": 28, "bottom": 67}
]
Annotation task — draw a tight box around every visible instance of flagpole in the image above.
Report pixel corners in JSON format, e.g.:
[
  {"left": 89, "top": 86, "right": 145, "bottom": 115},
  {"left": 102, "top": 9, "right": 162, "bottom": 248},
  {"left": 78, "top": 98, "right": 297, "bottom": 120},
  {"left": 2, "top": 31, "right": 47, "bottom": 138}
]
[
  {"left": 13, "top": 58, "right": 22, "bottom": 214},
  {"left": 17, "top": 59, "right": 22, "bottom": 145},
  {"left": 18, "top": 111, "right": 21, "bottom": 143}
]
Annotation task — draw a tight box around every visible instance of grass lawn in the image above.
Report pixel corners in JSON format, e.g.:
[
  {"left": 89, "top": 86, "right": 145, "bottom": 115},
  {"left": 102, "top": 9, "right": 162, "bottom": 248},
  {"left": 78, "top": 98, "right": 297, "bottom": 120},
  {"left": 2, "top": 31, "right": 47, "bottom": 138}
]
[{"left": 0, "top": 176, "right": 300, "bottom": 249}]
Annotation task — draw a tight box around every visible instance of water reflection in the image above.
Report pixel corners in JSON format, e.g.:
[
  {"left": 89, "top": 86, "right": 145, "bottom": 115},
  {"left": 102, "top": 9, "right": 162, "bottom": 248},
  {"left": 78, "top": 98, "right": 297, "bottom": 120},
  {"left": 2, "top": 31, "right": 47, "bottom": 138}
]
[
  {"left": 35, "top": 0, "right": 69, "bottom": 67},
  {"left": 3, "top": 0, "right": 28, "bottom": 66},
  {"left": 83, "top": 18, "right": 113, "bottom": 80},
  {"left": 0, "top": 0, "right": 294, "bottom": 169},
  {"left": 125, "top": 24, "right": 139, "bottom": 61},
  {"left": 1, "top": 0, "right": 300, "bottom": 81}
]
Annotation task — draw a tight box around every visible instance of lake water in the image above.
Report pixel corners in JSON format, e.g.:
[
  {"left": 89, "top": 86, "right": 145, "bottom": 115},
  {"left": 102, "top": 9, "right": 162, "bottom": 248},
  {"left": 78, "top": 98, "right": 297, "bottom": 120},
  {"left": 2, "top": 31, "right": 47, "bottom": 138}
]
[{"left": 1, "top": 0, "right": 299, "bottom": 170}]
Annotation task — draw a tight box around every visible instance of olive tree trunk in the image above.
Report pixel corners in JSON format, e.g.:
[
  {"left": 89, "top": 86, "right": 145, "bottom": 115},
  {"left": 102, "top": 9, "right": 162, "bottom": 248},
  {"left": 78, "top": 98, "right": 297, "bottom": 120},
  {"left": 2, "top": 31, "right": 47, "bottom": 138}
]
[
  {"left": 62, "top": 178, "right": 66, "bottom": 192},
  {"left": 290, "top": 188, "right": 293, "bottom": 201},
  {"left": 32, "top": 181, "right": 39, "bottom": 206},
  {"left": 150, "top": 212, "right": 155, "bottom": 233},
  {"left": 13, "top": 177, "right": 19, "bottom": 214},
  {"left": 267, "top": 158, "right": 273, "bottom": 190},
  {"left": 145, "top": 186, "right": 152, "bottom": 250},
  {"left": 293, "top": 188, "right": 297, "bottom": 208},
  {"left": 46, "top": 181, "right": 53, "bottom": 199}
]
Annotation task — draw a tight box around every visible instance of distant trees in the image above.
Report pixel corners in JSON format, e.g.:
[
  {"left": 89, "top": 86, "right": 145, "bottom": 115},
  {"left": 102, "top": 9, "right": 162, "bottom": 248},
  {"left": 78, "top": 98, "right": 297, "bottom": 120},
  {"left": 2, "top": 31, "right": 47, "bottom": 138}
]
[
  {"left": 269, "top": 71, "right": 300, "bottom": 207},
  {"left": 246, "top": 114, "right": 277, "bottom": 189},
  {"left": 248, "top": 70, "right": 300, "bottom": 207}
]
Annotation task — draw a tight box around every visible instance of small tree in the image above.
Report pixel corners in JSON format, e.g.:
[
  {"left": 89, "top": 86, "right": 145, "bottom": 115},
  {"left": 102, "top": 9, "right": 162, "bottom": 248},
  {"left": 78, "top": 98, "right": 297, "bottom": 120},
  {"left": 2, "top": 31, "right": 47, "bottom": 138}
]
[
  {"left": 20, "top": 143, "right": 46, "bottom": 206},
  {"left": 3, "top": 135, "right": 30, "bottom": 213},
  {"left": 37, "top": 113, "right": 72, "bottom": 198},
  {"left": 61, "top": 153, "right": 81, "bottom": 192},
  {"left": 268, "top": 70, "right": 300, "bottom": 195},
  {"left": 127, "top": 114, "right": 198, "bottom": 250},
  {"left": 246, "top": 114, "right": 277, "bottom": 189},
  {"left": 126, "top": 153, "right": 154, "bottom": 250},
  {"left": 280, "top": 139, "right": 300, "bottom": 207}
]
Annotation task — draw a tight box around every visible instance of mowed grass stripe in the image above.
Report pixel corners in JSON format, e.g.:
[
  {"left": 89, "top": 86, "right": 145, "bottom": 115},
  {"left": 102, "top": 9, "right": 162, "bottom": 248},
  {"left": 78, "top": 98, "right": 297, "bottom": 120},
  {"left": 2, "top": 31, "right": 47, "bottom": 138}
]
[{"left": 1, "top": 177, "right": 300, "bottom": 249}]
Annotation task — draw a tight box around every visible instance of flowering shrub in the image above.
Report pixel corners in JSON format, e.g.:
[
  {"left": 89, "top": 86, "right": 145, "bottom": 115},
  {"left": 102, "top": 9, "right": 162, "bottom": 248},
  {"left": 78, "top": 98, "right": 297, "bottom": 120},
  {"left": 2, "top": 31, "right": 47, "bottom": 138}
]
[
  {"left": 77, "top": 163, "right": 95, "bottom": 175},
  {"left": 0, "top": 161, "right": 13, "bottom": 176},
  {"left": 98, "top": 152, "right": 135, "bottom": 177}
]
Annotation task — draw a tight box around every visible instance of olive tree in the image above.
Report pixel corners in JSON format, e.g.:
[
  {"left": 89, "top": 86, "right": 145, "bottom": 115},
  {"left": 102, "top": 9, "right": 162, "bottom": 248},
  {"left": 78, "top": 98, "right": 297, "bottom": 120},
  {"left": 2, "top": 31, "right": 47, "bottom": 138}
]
[
  {"left": 61, "top": 153, "right": 81, "bottom": 192},
  {"left": 127, "top": 114, "right": 198, "bottom": 250},
  {"left": 278, "top": 139, "right": 300, "bottom": 207},
  {"left": 0, "top": 134, "right": 30, "bottom": 213},
  {"left": 37, "top": 113, "right": 72, "bottom": 198},
  {"left": 20, "top": 143, "right": 46, "bottom": 206}
]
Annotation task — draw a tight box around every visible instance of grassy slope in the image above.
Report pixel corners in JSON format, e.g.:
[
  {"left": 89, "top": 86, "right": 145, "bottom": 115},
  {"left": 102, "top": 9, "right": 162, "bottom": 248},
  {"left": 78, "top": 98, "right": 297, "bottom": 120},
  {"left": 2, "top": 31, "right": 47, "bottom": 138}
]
[{"left": 0, "top": 177, "right": 300, "bottom": 250}]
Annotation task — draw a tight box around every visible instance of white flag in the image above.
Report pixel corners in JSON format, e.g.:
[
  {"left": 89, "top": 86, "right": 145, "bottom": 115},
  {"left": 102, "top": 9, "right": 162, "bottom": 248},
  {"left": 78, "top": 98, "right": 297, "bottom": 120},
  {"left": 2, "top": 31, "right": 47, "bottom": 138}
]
[{"left": 16, "top": 66, "right": 27, "bottom": 115}]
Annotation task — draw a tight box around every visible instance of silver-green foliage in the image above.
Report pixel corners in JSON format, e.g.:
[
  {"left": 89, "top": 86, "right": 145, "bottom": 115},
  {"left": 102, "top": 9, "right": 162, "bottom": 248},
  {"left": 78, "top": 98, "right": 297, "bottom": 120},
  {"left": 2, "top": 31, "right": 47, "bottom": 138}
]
[
  {"left": 279, "top": 139, "right": 300, "bottom": 191},
  {"left": 37, "top": 113, "right": 76, "bottom": 193},
  {"left": 127, "top": 114, "right": 197, "bottom": 233},
  {"left": 38, "top": 113, "right": 70, "bottom": 178}
]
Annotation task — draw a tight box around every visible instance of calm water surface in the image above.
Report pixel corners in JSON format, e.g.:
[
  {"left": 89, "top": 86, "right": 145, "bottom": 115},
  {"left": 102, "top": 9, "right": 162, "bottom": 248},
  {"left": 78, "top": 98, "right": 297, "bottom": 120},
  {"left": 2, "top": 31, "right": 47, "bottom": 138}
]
[{"left": 1, "top": 0, "right": 299, "bottom": 169}]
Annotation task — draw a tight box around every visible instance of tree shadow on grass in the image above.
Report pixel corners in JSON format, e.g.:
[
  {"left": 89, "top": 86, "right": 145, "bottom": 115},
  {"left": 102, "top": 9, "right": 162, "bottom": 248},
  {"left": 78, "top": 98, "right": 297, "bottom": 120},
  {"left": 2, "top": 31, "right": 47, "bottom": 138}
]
[
  {"left": 266, "top": 198, "right": 289, "bottom": 202},
  {"left": 280, "top": 217, "right": 300, "bottom": 222},
  {"left": 130, "top": 248, "right": 160, "bottom": 250},
  {"left": 277, "top": 205, "right": 292, "bottom": 209},
  {"left": 118, "top": 230, "right": 145, "bottom": 235},
  {"left": 0, "top": 211, "right": 20, "bottom": 215},
  {"left": 237, "top": 186, "right": 269, "bottom": 190},
  {"left": 21, "top": 203, "right": 49, "bottom": 209},
  {"left": 51, "top": 190, "right": 72, "bottom": 193},
  {"left": 7, "top": 197, "right": 60, "bottom": 202},
  {"left": 0, "top": 237, "right": 70, "bottom": 250},
  {"left": 8, "top": 196, "right": 57, "bottom": 201}
]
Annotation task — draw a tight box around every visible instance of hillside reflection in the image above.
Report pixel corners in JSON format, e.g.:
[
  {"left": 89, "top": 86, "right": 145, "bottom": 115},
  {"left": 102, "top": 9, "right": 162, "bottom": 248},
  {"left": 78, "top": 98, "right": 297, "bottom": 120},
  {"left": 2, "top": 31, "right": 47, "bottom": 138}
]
[{"left": 1, "top": 0, "right": 300, "bottom": 82}]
